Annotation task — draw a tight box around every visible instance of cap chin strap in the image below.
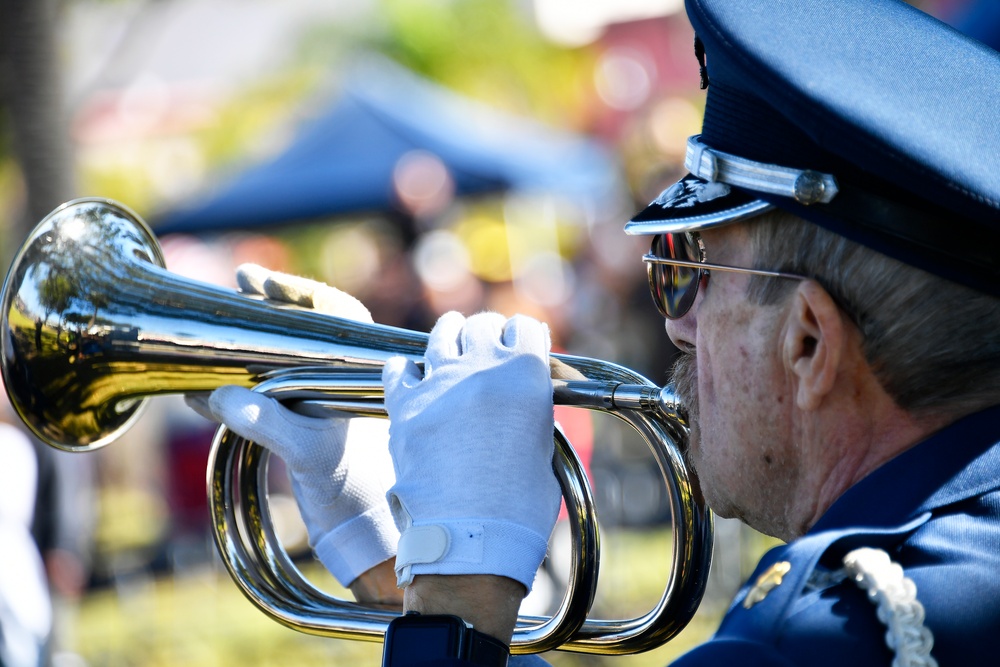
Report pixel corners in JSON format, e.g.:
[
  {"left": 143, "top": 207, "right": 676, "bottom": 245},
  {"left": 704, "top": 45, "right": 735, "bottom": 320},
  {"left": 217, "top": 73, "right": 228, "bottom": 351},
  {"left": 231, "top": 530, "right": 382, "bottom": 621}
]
[{"left": 685, "top": 135, "right": 840, "bottom": 206}]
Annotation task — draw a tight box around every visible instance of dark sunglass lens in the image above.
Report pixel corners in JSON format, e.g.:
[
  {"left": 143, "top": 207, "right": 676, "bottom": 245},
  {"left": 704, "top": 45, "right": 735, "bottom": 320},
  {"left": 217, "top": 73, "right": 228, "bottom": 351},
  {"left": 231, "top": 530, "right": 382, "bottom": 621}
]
[{"left": 648, "top": 233, "right": 701, "bottom": 318}]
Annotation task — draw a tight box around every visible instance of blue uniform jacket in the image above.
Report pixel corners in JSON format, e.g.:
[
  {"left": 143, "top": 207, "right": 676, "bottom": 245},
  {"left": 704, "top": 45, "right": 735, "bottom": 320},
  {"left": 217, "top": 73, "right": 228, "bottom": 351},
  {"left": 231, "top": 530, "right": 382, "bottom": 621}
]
[
  {"left": 670, "top": 404, "right": 1000, "bottom": 666},
  {"left": 435, "top": 406, "right": 1000, "bottom": 667}
]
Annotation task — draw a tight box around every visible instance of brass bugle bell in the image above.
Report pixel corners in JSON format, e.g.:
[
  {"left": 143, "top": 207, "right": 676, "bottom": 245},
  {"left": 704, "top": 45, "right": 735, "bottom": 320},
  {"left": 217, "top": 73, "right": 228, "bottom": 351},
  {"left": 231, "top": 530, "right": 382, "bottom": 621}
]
[{"left": 0, "top": 199, "right": 713, "bottom": 655}]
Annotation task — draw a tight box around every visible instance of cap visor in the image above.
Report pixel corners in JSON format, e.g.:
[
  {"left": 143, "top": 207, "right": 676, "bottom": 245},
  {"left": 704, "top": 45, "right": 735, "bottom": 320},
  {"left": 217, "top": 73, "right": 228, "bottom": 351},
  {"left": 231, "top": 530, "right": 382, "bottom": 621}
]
[{"left": 625, "top": 174, "right": 773, "bottom": 235}]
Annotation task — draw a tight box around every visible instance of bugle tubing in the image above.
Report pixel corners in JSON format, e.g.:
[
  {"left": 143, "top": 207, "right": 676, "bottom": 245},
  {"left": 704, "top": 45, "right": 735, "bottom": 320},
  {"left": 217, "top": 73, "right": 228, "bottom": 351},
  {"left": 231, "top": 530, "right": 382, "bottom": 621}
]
[{"left": 0, "top": 199, "right": 713, "bottom": 654}]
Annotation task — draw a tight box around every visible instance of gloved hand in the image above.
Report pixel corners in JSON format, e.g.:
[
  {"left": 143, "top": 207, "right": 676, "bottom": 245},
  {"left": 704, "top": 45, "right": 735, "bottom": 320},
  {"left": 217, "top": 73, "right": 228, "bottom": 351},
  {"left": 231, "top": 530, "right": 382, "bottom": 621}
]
[
  {"left": 234, "top": 263, "right": 373, "bottom": 323},
  {"left": 382, "top": 311, "right": 561, "bottom": 592},
  {"left": 187, "top": 265, "right": 398, "bottom": 587}
]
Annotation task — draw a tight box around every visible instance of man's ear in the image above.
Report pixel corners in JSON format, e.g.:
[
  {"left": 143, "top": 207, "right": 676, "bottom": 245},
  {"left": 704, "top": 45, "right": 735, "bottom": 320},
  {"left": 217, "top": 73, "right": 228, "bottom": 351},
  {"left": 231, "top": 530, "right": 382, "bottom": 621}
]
[{"left": 783, "top": 281, "right": 845, "bottom": 411}]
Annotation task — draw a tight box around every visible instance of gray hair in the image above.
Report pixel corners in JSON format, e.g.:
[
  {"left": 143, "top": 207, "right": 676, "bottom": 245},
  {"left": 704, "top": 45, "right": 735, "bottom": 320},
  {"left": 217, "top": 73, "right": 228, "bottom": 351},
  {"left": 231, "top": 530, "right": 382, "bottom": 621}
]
[{"left": 745, "top": 209, "right": 1000, "bottom": 418}]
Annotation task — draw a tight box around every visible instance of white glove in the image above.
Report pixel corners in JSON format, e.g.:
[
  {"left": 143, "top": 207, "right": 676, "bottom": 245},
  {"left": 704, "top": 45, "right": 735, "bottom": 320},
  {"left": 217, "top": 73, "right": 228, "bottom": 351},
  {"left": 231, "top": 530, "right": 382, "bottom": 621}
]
[
  {"left": 188, "top": 265, "right": 398, "bottom": 587},
  {"left": 382, "top": 311, "right": 561, "bottom": 592},
  {"left": 204, "top": 387, "right": 397, "bottom": 587},
  {"left": 234, "top": 263, "right": 373, "bottom": 323}
]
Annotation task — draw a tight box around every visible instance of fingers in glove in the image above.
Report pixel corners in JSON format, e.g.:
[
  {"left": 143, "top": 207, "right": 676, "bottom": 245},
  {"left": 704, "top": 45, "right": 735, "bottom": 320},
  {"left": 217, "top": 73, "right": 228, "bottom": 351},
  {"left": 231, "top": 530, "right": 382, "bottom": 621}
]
[
  {"left": 207, "top": 385, "right": 344, "bottom": 465},
  {"left": 460, "top": 312, "right": 507, "bottom": 357},
  {"left": 239, "top": 262, "right": 345, "bottom": 313},
  {"left": 424, "top": 311, "right": 466, "bottom": 370},
  {"left": 183, "top": 392, "right": 214, "bottom": 421},
  {"left": 262, "top": 271, "right": 323, "bottom": 308},
  {"left": 502, "top": 314, "right": 550, "bottom": 356},
  {"left": 237, "top": 263, "right": 373, "bottom": 322},
  {"left": 303, "top": 283, "right": 373, "bottom": 323},
  {"left": 345, "top": 418, "right": 395, "bottom": 489},
  {"left": 235, "top": 263, "right": 270, "bottom": 296},
  {"left": 382, "top": 356, "right": 425, "bottom": 391}
]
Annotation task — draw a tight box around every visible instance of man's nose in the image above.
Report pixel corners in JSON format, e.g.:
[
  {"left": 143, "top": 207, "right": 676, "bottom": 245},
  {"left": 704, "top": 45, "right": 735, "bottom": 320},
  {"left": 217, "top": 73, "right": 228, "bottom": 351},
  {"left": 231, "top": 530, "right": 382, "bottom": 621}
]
[
  {"left": 663, "top": 280, "right": 701, "bottom": 352},
  {"left": 665, "top": 310, "right": 696, "bottom": 353}
]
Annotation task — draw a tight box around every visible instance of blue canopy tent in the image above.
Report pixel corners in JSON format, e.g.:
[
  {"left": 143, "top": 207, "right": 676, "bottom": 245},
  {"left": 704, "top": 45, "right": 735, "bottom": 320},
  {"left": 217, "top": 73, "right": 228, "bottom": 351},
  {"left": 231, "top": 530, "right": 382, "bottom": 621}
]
[{"left": 153, "top": 59, "right": 622, "bottom": 233}]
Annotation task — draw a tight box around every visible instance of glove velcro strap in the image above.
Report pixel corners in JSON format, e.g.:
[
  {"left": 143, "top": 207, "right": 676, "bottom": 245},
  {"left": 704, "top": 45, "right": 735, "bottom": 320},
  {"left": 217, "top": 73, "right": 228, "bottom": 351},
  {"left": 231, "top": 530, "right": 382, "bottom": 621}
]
[
  {"left": 394, "top": 520, "right": 549, "bottom": 593},
  {"left": 313, "top": 504, "right": 400, "bottom": 587}
]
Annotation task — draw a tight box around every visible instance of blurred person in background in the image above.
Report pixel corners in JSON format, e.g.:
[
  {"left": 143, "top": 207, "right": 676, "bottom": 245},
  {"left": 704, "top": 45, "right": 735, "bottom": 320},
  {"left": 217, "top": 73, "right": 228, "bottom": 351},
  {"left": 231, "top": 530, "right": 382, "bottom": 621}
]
[
  {"left": 0, "top": 378, "right": 93, "bottom": 667},
  {"left": 190, "top": 0, "right": 999, "bottom": 665},
  {"left": 0, "top": 377, "right": 52, "bottom": 667}
]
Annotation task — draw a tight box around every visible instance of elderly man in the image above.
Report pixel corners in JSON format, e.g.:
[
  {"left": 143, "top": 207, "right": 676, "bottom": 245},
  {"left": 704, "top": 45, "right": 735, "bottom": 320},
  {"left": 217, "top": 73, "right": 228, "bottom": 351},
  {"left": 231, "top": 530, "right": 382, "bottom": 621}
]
[{"left": 202, "top": 0, "right": 1000, "bottom": 665}]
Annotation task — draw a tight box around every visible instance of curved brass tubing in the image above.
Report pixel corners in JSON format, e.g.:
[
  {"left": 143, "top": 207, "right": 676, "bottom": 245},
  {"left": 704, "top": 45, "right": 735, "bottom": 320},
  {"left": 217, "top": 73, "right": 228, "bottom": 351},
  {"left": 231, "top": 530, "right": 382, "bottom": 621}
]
[{"left": 1, "top": 199, "right": 713, "bottom": 655}]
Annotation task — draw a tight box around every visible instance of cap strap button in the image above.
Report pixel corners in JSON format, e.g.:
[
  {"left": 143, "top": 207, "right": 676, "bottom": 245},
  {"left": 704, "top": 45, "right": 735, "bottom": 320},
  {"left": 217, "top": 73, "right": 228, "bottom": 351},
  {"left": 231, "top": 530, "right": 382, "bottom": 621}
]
[{"left": 794, "top": 171, "right": 829, "bottom": 205}]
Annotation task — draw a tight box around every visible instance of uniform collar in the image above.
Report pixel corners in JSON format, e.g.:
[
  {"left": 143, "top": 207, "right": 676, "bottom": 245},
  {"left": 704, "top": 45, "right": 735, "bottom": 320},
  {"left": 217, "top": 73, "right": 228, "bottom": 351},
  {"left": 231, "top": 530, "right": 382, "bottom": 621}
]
[{"left": 811, "top": 404, "right": 1000, "bottom": 533}]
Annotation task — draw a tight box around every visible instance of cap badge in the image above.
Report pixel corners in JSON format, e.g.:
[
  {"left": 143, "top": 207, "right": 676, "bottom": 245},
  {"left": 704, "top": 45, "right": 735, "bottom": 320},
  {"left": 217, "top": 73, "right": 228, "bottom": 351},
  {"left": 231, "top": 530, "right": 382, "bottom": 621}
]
[{"left": 654, "top": 177, "right": 732, "bottom": 210}]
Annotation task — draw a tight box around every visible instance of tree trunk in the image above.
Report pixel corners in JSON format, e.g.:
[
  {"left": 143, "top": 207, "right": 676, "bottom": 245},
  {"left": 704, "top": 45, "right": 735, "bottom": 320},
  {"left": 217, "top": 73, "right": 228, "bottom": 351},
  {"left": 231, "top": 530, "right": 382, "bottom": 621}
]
[{"left": 0, "top": 0, "right": 76, "bottom": 262}]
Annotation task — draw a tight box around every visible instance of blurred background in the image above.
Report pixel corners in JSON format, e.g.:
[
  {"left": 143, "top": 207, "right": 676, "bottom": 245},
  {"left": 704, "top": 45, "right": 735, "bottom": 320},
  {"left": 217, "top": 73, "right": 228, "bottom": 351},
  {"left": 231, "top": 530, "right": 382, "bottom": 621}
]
[{"left": 0, "top": 0, "right": 995, "bottom": 665}]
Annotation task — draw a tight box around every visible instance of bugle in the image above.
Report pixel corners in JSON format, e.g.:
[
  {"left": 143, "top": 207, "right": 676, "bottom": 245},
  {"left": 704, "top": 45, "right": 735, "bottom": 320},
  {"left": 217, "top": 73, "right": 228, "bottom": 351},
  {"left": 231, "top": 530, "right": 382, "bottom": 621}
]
[{"left": 0, "top": 199, "right": 713, "bottom": 654}]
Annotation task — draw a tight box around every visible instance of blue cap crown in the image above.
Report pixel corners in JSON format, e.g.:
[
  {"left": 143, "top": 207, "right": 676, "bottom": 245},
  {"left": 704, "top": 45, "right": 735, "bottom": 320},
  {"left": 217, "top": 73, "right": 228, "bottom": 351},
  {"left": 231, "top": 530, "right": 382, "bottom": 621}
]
[{"left": 628, "top": 0, "right": 1000, "bottom": 296}]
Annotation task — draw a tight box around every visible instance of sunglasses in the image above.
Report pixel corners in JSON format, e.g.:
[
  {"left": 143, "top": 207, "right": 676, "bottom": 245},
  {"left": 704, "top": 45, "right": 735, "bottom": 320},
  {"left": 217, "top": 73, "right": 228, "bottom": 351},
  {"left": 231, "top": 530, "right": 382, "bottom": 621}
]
[{"left": 642, "top": 232, "right": 806, "bottom": 319}]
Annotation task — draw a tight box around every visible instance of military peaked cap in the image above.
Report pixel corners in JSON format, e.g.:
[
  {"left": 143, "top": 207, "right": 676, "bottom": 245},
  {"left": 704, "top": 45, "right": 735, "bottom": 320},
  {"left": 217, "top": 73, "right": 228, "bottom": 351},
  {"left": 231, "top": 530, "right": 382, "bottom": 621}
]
[{"left": 628, "top": 0, "right": 1000, "bottom": 296}]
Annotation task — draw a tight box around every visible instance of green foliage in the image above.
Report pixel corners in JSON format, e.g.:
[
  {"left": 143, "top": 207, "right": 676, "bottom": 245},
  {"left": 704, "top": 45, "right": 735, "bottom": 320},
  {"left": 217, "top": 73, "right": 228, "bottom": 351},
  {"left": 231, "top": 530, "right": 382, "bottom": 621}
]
[
  {"left": 72, "top": 528, "right": 723, "bottom": 667},
  {"left": 72, "top": 0, "right": 598, "bottom": 220},
  {"left": 38, "top": 272, "right": 78, "bottom": 319},
  {"left": 74, "top": 564, "right": 383, "bottom": 666},
  {"left": 402, "top": 0, "right": 592, "bottom": 124},
  {"left": 193, "top": 70, "right": 323, "bottom": 174},
  {"left": 78, "top": 69, "right": 323, "bottom": 218},
  {"left": 313, "top": 0, "right": 595, "bottom": 127}
]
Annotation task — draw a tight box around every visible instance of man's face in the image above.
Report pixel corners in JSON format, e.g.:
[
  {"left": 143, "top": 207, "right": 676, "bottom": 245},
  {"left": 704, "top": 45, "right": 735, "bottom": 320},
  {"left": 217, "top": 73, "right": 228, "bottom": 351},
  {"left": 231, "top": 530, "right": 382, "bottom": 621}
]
[{"left": 665, "top": 224, "right": 804, "bottom": 538}]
